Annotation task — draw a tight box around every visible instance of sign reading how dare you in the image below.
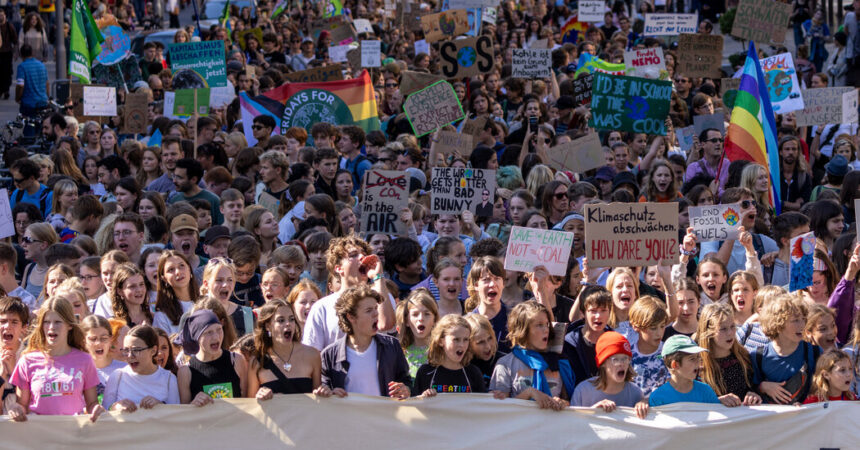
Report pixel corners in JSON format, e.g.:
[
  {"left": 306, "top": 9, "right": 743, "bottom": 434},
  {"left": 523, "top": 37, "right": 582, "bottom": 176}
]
[{"left": 585, "top": 202, "right": 679, "bottom": 266}]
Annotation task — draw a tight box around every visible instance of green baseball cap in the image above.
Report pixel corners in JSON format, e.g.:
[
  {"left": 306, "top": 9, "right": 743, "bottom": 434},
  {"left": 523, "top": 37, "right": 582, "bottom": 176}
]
[{"left": 661, "top": 335, "right": 708, "bottom": 358}]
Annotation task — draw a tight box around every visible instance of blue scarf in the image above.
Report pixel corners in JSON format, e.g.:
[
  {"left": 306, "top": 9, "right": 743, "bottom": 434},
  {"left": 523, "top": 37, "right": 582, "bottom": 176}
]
[{"left": 512, "top": 346, "right": 552, "bottom": 397}]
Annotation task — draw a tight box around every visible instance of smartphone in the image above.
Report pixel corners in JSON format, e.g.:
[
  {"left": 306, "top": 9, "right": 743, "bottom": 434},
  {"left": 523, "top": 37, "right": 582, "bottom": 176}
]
[{"left": 529, "top": 116, "right": 538, "bottom": 132}]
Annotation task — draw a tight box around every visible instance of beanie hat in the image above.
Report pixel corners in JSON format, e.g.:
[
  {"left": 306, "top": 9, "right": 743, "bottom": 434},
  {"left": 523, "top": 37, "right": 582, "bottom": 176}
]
[
  {"left": 595, "top": 331, "right": 633, "bottom": 367},
  {"left": 174, "top": 309, "right": 221, "bottom": 355}
]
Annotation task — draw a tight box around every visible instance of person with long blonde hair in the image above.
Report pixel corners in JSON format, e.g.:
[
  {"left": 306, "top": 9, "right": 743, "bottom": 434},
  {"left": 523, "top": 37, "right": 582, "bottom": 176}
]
[
  {"left": 740, "top": 163, "right": 773, "bottom": 214},
  {"left": 199, "top": 257, "right": 255, "bottom": 336},
  {"left": 6, "top": 298, "right": 106, "bottom": 422}
]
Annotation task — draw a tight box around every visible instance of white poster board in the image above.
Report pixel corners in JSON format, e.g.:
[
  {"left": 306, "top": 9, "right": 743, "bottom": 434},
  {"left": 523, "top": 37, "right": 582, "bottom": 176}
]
[{"left": 83, "top": 86, "right": 117, "bottom": 116}]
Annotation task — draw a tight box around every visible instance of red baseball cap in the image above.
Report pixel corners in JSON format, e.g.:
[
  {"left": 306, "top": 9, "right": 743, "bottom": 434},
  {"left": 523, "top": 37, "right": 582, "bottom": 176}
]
[{"left": 595, "top": 331, "right": 633, "bottom": 367}]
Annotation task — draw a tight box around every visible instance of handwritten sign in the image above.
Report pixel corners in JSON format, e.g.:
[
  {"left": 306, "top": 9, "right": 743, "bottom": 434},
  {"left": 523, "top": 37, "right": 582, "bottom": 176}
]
[
  {"left": 689, "top": 203, "right": 742, "bottom": 242},
  {"left": 283, "top": 64, "right": 344, "bottom": 83},
  {"left": 760, "top": 53, "right": 805, "bottom": 113},
  {"left": 329, "top": 44, "right": 352, "bottom": 63},
  {"left": 414, "top": 39, "right": 430, "bottom": 56},
  {"left": 421, "top": 9, "right": 470, "bottom": 43},
  {"left": 572, "top": 73, "right": 593, "bottom": 105},
  {"left": 677, "top": 126, "right": 696, "bottom": 153},
  {"left": 693, "top": 113, "right": 726, "bottom": 136},
  {"left": 789, "top": 231, "right": 815, "bottom": 292},
  {"left": 430, "top": 167, "right": 496, "bottom": 216},
  {"left": 579, "top": 0, "right": 606, "bottom": 22},
  {"left": 732, "top": 0, "right": 792, "bottom": 45},
  {"left": 83, "top": 86, "right": 117, "bottom": 116},
  {"left": 361, "top": 40, "right": 381, "bottom": 67},
  {"left": 400, "top": 70, "right": 445, "bottom": 97},
  {"left": 360, "top": 170, "right": 409, "bottom": 236},
  {"left": 795, "top": 87, "right": 858, "bottom": 127},
  {"left": 624, "top": 47, "right": 667, "bottom": 80},
  {"left": 169, "top": 40, "right": 228, "bottom": 88},
  {"left": 677, "top": 34, "right": 724, "bottom": 78},
  {"left": 460, "top": 116, "right": 487, "bottom": 141},
  {"left": 589, "top": 72, "right": 672, "bottom": 135},
  {"left": 504, "top": 226, "right": 574, "bottom": 276},
  {"left": 353, "top": 18, "right": 374, "bottom": 34},
  {"left": 439, "top": 35, "right": 494, "bottom": 78},
  {"left": 403, "top": 81, "right": 465, "bottom": 137},
  {"left": 512, "top": 48, "right": 551, "bottom": 79},
  {"left": 0, "top": 189, "right": 13, "bottom": 239},
  {"left": 720, "top": 77, "right": 741, "bottom": 112},
  {"left": 643, "top": 13, "right": 697, "bottom": 35},
  {"left": 122, "top": 91, "right": 148, "bottom": 134},
  {"left": 546, "top": 132, "right": 605, "bottom": 173},
  {"left": 436, "top": 130, "right": 474, "bottom": 159},
  {"left": 585, "top": 203, "right": 679, "bottom": 267}
]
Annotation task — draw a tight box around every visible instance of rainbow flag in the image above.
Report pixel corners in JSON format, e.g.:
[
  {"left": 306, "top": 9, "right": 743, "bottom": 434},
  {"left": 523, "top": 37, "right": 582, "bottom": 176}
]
[
  {"left": 561, "top": 14, "right": 587, "bottom": 44},
  {"left": 724, "top": 42, "right": 781, "bottom": 214},
  {"left": 240, "top": 70, "right": 379, "bottom": 146}
]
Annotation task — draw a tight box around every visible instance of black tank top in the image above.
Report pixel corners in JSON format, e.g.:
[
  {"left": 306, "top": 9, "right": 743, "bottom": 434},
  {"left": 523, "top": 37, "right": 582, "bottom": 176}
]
[
  {"left": 189, "top": 350, "right": 242, "bottom": 399},
  {"left": 260, "top": 355, "right": 313, "bottom": 394}
]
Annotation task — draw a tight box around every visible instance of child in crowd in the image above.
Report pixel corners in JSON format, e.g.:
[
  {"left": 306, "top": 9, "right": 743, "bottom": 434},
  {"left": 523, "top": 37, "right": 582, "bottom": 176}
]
[
  {"left": 385, "top": 238, "right": 425, "bottom": 300},
  {"left": 648, "top": 335, "right": 722, "bottom": 407},
  {"left": 81, "top": 315, "right": 126, "bottom": 400},
  {"left": 753, "top": 294, "right": 821, "bottom": 404},
  {"left": 269, "top": 244, "right": 307, "bottom": 289},
  {"left": 465, "top": 313, "right": 502, "bottom": 386},
  {"left": 261, "top": 266, "right": 290, "bottom": 303},
  {"left": 396, "top": 289, "right": 439, "bottom": 378},
  {"left": 696, "top": 256, "right": 729, "bottom": 306},
  {"left": 572, "top": 331, "right": 648, "bottom": 419},
  {"left": 103, "top": 325, "right": 180, "bottom": 410},
  {"left": 563, "top": 286, "right": 612, "bottom": 387},
  {"left": 695, "top": 304, "right": 762, "bottom": 406},
  {"left": 804, "top": 304, "right": 838, "bottom": 352},
  {"left": 606, "top": 268, "right": 639, "bottom": 342},
  {"left": 490, "top": 301, "right": 573, "bottom": 410},
  {"left": 414, "top": 315, "right": 486, "bottom": 396},
  {"left": 228, "top": 236, "right": 265, "bottom": 308},
  {"left": 0, "top": 297, "right": 29, "bottom": 415},
  {"left": 737, "top": 285, "right": 787, "bottom": 352},
  {"left": 301, "top": 231, "right": 332, "bottom": 296},
  {"left": 629, "top": 296, "right": 670, "bottom": 395},
  {"left": 190, "top": 199, "right": 213, "bottom": 235},
  {"left": 664, "top": 279, "right": 699, "bottom": 339},
  {"left": 728, "top": 271, "right": 759, "bottom": 326},
  {"left": 803, "top": 350, "right": 856, "bottom": 403}
]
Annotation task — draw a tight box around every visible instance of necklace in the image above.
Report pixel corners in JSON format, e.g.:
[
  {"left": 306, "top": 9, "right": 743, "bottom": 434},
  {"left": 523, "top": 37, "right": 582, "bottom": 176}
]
[{"left": 272, "top": 344, "right": 295, "bottom": 372}]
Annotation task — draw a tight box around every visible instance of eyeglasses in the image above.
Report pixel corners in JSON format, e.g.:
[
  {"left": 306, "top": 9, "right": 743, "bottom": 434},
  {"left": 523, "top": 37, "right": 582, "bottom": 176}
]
[
  {"left": 261, "top": 281, "right": 283, "bottom": 288},
  {"left": 22, "top": 236, "right": 42, "bottom": 244},
  {"left": 80, "top": 274, "right": 100, "bottom": 282},
  {"left": 607, "top": 355, "right": 631, "bottom": 365},
  {"left": 741, "top": 199, "right": 758, "bottom": 209},
  {"left": 704, "top": 137, "right": 724, "bottom": 144},
  {"left": 113, "top": 230, "right": 137, "bottom": 238},
  {"left": 554, "top": 192, "right": 568, "bottom": 200},
  {"left": 675, "top": 78, "right": 690, "bottom": 83},
  {"left": 14, "top": 220, "right": 30, "bottom": 227},
  {"left": 119, "top": 347, "right": 149, "bottom": 357},
  {"left": 385, "top": 83, "right": 398, "bottom": 88},
  {"left": 252, "top": 125, "right": 265, "bottom": 130}
]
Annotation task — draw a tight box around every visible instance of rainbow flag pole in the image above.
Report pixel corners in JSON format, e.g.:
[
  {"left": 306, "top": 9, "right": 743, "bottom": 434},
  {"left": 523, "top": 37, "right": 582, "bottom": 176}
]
[{"left": 723, "top": 42, "right": 781, "bottom": 214}]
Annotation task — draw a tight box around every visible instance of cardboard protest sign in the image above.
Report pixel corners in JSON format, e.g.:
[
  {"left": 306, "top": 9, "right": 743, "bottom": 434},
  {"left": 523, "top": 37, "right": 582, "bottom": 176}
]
[
  {"left": 439, "top": 36, "right": 494, "bottom": 78},
  {"left": 173, "top": 89, "right": 210, "bottom": 116},
  {"left": 483, "top": 7, "right": 498, "bottom": 24},
  {"left": 759, "top": 53, "right": 804, "bottom": 113},
  {"left": 236, "top": 27, "right": 263, "bottom": 51},
  {"left": 435, "top": 130, "right": 474, "bottom": 159},
  {"left": 400, "top": 70, "right": 445, "bottom": 97},
  {"left": 353, "top": 18, "right": 374, "bottom": 34},
  {"left": 210, "top": 85, "right": 236, "bottom": 108},
  {"left": 720, "top": 77, "right": 741, "bottom": 112},
  {"left": 546, "top": 132, "right": 605, "bottom": 173},
  {"left": 588, "top": 73, "right": 672, "bottom": 135},
  {"left": 361, "top": 40, "right": 381, "bottom": 68},
  {"left": 360, "top": 170, "right": 409, "bottom": 236},
  {"left": 504, "top": 226, "right": 574, "bottom": 276},
  {"left": 421, "top": 9, "right": 469, "bottom": 43},
  {"left": 677, "top": 126, "right": 696, "bottom": 153},
  {"left": 430, "top": 167, "right": 496, "bottom": 216},
  {"left": 169, "top": 40, "right": 228, "bottom": 88},
  {"left": 283, "top": 64, "right": 344, "bottom": 83},
  {"left": 789, "top": 231, "right": 815, "bottom": 291},
  {"left": 624, "top": 47, "right": 667, "bottom": 80},
  {"left": 449, "top": 0, "right": 499, "bottom": 7},
  {"left": 643, "top": 13, "right": 697, "bottom": 35},
  {"left": 511, "top": 49, "right": 551, "bottom": 79},
  {"left": 403, "top": 81, "right": 465, "bottom": 137},
  {"left": 677, "top": 34, "right": 723, "bottom": 78},
  {"left": 689, "top": 203, "right": 742, "bottom": 242},
  {"left": 257, "top": 192, "right": 280, "bottom": 218},
  {"left": 460, "top": 116, "right": 487, "bottom": 141},
  {"left": 579, "top": 0, "right": 606, "bottom": 22},
  {"left": 584, "top": 202, "right": 680, "bottom": 267},
  {"left": 0, "top": 189, "right": 13, "bottom": 239},
  {"left": 309, "top": 16, "right": 355, "bottom": 44},
  {"left": 83, "top": 86, "right": 117, "bottom": 116},
  {"left": 329, "top": 44, "right": 352, "bottom": 63},
  {"left": 122, "top": 91, "right": 149, "bottom": 134},
  {"left": 572, "top": 73, "right": 593, "bottom": 105},
  {"left": 732, "top": 0, "right": 792, "bottom": 45},
  {"left": 413, "top": 39, "right": 430, "bottom": 56},
  {"left": 795, "top": 87, "right": 859, "bottom": 127},
  {"left": 693, "top": 113, "right": 726, "bottom": 136}
]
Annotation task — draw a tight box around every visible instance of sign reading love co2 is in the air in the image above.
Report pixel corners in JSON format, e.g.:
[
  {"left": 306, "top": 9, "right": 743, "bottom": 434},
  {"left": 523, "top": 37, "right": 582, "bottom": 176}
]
[
  {"left": 588, "top": 72, "right": 672, "bottom": 135},
  {"left": 360, "top": 170, "right": 409, "bottom": 236}
]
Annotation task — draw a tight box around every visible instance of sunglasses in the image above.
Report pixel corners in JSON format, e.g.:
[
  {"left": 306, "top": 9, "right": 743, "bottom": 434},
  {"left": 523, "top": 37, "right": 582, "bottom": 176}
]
[
  {"left": 704, "top": 137, "right": 723, "bottom": 144},
  {"left": 554, "top": 192, "right": 568, "bottom": 200},
  {"left": 385, "top": 83, "right": 398, "bottom": 88},
  {"left": 13, "top": 177, "right": 24, "bottom": 184},
  {"left": 741, "top": 200, "right": 757, "bottom": 209},
  {"left": 252, "top": 125, "right": 265, "bottom": 130},
  {"left": 22, "top": 236, "right": 42, "bottom": 244}
]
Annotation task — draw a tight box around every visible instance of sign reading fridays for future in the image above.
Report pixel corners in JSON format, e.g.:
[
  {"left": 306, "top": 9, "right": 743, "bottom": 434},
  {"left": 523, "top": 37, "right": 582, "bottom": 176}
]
[
  {"left": 588, "top": 72, "right": 672, "bottom": 135},
  {"left": 168, "top": 40, "right": 228, "bottom": 88}
]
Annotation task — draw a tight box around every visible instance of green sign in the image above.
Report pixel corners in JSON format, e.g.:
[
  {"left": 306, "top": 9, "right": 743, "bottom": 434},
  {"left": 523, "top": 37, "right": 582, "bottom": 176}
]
[
  {"left": 173, "top": 89, "right": 210, "bottom": 116},
  {"left": 168, "top": 40, "right": 227, "bottom": 88},
  {"left": 588, "top": 72, "right": 672, "bottom": 136},
  {"left": 203, "top": 382, "right": 234, "bottom": 399}
]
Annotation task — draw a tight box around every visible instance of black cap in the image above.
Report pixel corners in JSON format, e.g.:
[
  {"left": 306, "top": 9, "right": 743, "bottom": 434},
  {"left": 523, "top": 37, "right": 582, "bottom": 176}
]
[{"left": 204, "top": 226, "right": 232, "bottom": 246}]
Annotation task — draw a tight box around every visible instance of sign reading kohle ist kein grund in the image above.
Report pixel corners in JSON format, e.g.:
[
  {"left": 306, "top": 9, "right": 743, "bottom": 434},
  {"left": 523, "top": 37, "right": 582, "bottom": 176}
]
[
  {"left": 585, "top": 203, "right": 679, "bottom": 267},
  {"left": 588, "top": 72, "right": 672, "bottom": 135},
  {"left": 504, "top": 226, "right": 574, "bottom": 277},
  {"left": 430, "top": 167, "right": 496, "bottom": 217},
  {"left": 168, "top": 40, "right": 228, "bottom": 88}
]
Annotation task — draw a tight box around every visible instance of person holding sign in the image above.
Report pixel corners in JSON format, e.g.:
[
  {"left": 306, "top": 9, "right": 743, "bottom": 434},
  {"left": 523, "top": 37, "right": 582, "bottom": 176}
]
[{"left": 700, "top": 188, "right": 778, "bottom": 275}]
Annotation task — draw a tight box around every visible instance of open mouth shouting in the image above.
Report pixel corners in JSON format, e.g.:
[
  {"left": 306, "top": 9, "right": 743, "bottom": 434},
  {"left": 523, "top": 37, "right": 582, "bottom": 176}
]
[
  {"left": 129, "top": 360, "right": 140, "bottom": 370},
  {"left": 283, "top": 330, "right": 293, "bottom": 341},
  {"left": 46, "top": 332, "right": 59, "bottom": 342},
  {"left": 181, "top": 242, "right": 192, "bottom": 253},
  {"left": 118, "top": 242, "right": 130, "bottom": 252},
  {"left": 704, "top": 282, "right": 717, "bottom": 297},
  {"left": 616, "top": 369, "right": 626, "bottom": 378},
  {"left": 617, "top": 293, "right": 632, "bottom": 307},
  {"left": 209, "top": 341, "right": 221, "bottom": 351},
  {"left": 371, "top": 320, "right": 379, "bottom": 332},
  {"left": 1, "top": 332, "right": 14, "bottom": 344},
  {"left": 485, "top": 288, "right": 499, "bottom": 302}
]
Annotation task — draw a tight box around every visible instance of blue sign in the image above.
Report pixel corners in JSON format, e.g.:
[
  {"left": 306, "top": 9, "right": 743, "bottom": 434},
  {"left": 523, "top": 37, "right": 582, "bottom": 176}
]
[{"left": 95, "top": 25, "right": 131, "bottom": 66}]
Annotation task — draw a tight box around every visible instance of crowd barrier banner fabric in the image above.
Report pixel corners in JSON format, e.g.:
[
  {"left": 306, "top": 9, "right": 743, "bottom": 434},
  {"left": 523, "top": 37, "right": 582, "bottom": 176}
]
[{"left": 2, "top": 394, "right": 858, "bottom": 448}]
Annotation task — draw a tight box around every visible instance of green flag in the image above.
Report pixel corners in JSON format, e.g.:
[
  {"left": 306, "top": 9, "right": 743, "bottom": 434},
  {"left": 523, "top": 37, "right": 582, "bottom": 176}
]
[
  {"left": 69, "top": 0, "right": 104, "bottom": 84},
  {"left": 220, "top": 0, "right": 231, "bottom": 29}
]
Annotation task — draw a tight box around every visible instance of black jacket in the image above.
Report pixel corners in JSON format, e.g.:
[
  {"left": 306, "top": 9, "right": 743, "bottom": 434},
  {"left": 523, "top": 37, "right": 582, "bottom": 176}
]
[{"left": 320, "top": 334, "right": 412, "bottom": 396}]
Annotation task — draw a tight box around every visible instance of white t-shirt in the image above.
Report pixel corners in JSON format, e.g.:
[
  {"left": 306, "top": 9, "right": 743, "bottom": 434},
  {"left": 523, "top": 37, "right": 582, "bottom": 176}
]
[
  {"left": 92, "top": 292, "right": 113, "bottom": 318},
  {"left": 302, "top": 292, "right": 341, "bottom": 351},
  {"left": 345, "top": 339, "right": 380, "bottom": 396},
  {"left": 152, "top": 301, "right": 194, "bottom": 335},
  {"left": 102, "top": 366, "right": 180, "bottom": 407}
]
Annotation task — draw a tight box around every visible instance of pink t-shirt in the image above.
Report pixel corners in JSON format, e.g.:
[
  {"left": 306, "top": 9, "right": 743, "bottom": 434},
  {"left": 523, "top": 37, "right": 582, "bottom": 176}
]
[{"left": 10, "top": 349, "right": 99, "bottom": 415}]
